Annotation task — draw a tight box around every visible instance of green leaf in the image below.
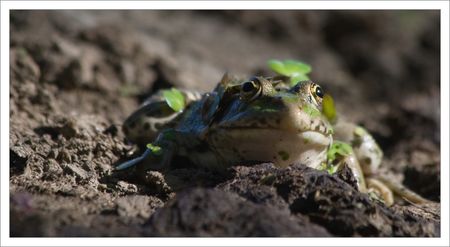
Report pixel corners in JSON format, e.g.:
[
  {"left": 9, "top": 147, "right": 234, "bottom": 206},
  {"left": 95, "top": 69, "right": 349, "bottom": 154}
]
[
  {"left": 267, "top": 60, "right": 287, "bottom": 75},
  {"left": 327, "top": 141, "right": 352, "bottom": 162},
  {"left": 318, "top": 162, "right": 339, "bottom": 175},
  {"left": 162, "top": 88, "right": 185, "bottom": 112},
  {"left": 322, "top": 94, "right": 337, "bottom": 122},
  {"left": 318, "top": 162, "right": 327, "bottom": 171},
  {"left": 268, "top": 59, "right": 312, "bottom": 86},
  {"left": 283, "top": 60, "right": 312, "bottom": 75},
  {"left": 146, "top": 143, "right": 163, "bottom": 156},
  {"left": 327, "top": 164, "right": 340, "bottom": 175},
  {"left": 268, "top": 59, "right": 311, "bottom": 76}
]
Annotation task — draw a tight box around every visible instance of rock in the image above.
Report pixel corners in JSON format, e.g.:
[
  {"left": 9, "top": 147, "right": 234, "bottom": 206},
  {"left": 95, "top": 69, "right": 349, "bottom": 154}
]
[
  {"left": 143, "top": 171, "right": 172, "bottom": 196},
  {"left": 116, "top": 180, "right": 138, "bottom": 195}
]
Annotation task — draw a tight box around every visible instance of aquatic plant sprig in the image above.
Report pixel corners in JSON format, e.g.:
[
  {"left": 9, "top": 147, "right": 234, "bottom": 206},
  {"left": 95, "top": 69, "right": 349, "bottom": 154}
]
[
  {"left": 267, "top": 59, "right": 312, "bottom": 86},
  {"left": 162, "top": 88, "right": 185, "bottom": 112}
]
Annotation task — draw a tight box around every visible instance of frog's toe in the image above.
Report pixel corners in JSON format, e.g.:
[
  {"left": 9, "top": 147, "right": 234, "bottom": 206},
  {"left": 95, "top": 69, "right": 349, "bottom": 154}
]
[
  {"left": 374, "top": 175, "right": 433, "bottom": 205},
  {"left": 366, "top": 178, "right": 394, "bottom": 206}
]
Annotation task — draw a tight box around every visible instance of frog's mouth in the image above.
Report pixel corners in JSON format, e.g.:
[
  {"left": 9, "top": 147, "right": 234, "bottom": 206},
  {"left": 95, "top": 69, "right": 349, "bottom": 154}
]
[
  {"left": 214, "top": 104, "right": 333, "bottom": 141},
  {"left": 208, "top": 128, "right": 331, "bottom": 168},
  {"left": 215, "top": 126, "right": 330, "bottom": 146}
]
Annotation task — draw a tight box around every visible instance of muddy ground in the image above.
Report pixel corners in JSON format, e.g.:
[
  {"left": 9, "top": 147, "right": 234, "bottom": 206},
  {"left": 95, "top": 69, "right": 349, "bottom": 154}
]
[{"left": 9, "top": 10, "right": 440, "bottom": 237}]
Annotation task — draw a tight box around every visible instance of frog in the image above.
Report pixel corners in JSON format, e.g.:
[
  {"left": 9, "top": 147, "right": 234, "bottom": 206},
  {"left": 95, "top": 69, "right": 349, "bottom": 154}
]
[{"left": 118, "top": 73, "right": 430, "bottom": 206}]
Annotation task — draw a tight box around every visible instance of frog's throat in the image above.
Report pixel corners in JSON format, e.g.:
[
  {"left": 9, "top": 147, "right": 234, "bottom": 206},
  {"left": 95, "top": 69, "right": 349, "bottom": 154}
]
[{"left": 207, "top": 128, "right": 331, "bottom": 168}]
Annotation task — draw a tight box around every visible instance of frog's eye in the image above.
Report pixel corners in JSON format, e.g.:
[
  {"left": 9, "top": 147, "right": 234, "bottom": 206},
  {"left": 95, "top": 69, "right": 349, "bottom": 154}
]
[
  {"left": 242, "top": 81, "right": 257, "bottom": 93},
  {"left": 314, "top": 85, "right": 324, "bottom": 98},
  {"left": 240, "top": 78, "right": 262, "bottom": 101},
  {"left": 310, "top": 83, "right": 324, "bottom": 106}
]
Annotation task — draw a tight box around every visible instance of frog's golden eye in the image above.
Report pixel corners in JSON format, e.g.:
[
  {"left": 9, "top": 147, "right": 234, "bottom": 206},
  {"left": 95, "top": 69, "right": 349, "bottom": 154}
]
[
  {"left": 240, "top": 78, "right": 262, "bottom": 101},
  {"left": 310, "top": 83, "right": 324, "bottom": 106},
  {"left": 314, "top": 85, "right": 324, "bottom": 98}
]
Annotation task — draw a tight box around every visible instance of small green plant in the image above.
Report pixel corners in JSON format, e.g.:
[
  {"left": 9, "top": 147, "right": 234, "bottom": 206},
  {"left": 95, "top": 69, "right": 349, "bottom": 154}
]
[
  {"left": 327, "top": 163, "right": 340, "bottom": 175},
  {"left": 327, "top": 141, "right": 352, "bottom": 162},
  {"left": 319, "top": 141, "right": 353, "bottom": 175},
  {"left": 267, "top": 59, "right": 312, "bottom": 86},
  {"left": 146, "top": 143, "right": 163, "bottom": 155},
  {"left": 162, "top": 88, "right": 185, "bottom": 112},
  {"left": 318, "top": 162, "right": 340, "bottom": 175}
]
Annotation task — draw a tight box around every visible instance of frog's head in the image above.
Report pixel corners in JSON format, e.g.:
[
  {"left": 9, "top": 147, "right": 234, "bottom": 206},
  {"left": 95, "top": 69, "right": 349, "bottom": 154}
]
[{"left": 207, "top": 77, "right": 333, "bottom": 168}]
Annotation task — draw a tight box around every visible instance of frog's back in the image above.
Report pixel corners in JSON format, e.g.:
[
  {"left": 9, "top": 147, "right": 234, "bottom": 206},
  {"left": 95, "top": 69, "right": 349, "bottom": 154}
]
[{"left": 122, "top": 89, "right": 203, "bottom": 147}]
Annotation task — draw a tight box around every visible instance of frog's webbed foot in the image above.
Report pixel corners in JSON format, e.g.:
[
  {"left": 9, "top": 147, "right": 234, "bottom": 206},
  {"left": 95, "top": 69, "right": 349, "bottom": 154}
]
[
  {"left": 366, "top": 177, "right": 394, "bottom": 206},
  {"left": 116, "top": 134, "right": 176, "bottom": 171},
  {"left": 115, "top": 149, "right": 152, "bottom": 170},
  {"left": 335, "top": 155, "right": 426, "bottom": 207},
  {"left": 370, "top": 175, "right": 433, "bottom": 206},
  {"left": 115, "top": 148, "right": 173, "bottom": 171}
]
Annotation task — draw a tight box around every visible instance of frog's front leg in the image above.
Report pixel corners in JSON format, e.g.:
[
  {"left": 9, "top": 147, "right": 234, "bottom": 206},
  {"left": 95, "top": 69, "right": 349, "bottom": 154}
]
[
  {"left": 332, "top": 121, "right": 396, "bottom": 205},
  {"left": 330, "top": 140, "right": 395, "bottom": 205},
  {"left": 333, "top": 120, "right": 430, "bottom": 206},
  {"left": 116, "top": 130, "right": 176, "bottom": 171},
  {"left": 330, "top": 145, "right": 367, "bottom": 193},
  {"left": 333, "top": 121, "right": 383, "bottom": 175}
]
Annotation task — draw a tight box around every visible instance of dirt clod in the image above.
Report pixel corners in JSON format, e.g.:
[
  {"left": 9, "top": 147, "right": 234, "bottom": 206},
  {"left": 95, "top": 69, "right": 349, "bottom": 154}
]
[{"left": 145, "top": 187, "right": 331, "bottom": 237}]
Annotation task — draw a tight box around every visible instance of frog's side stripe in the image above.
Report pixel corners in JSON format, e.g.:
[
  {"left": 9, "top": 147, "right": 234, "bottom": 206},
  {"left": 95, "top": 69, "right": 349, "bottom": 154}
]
[{"left": 115, "top": 149, "right": 151, "bottom": 170}]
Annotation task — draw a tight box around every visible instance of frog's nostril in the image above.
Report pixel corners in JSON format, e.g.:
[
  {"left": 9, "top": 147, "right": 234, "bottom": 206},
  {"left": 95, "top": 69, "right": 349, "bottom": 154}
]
[{"left": 123, "top": 126, "right": 129, "bottom": 135}]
